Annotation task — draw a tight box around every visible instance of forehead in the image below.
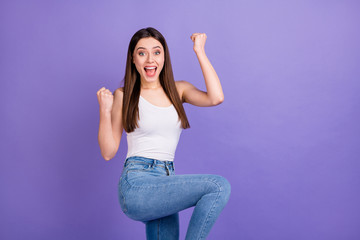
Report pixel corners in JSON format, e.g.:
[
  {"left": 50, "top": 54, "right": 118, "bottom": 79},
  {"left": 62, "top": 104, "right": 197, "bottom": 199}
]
[{"left": 135, "top": 37, "right": 162, "bottom": 50}]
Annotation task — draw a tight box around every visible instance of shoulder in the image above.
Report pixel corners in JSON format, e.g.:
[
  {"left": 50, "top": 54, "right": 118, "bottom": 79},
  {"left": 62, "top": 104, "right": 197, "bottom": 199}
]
[
  {"left": 175, "top": 80, "right": 193, "bottom": 102},
  {"left": 175, "top": 80, "right": 188, "bottom": 88},
  {"left": 175, "top": 80, "right": 195, "bottom": 90},
  {"left": 114, "top": 87, "right": 124, "bottom": 95},
  {"left": 115, "top": 87, "right": 124, "bottom": 92},
  {"left": 113, "top": 87, "right": 124, "bottom": 102}
]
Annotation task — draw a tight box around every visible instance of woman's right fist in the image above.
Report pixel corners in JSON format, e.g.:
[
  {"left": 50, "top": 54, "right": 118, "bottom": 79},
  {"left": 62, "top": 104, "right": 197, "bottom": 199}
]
[{"left": 97, "top": 87, "right": 114, "bottom": 112}]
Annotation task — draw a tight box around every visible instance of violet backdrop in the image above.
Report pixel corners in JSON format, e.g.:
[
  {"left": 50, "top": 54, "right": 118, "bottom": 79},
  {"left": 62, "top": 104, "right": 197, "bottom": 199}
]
[{"left": 1, "top": 0, "right": 359, "bottom": 239}]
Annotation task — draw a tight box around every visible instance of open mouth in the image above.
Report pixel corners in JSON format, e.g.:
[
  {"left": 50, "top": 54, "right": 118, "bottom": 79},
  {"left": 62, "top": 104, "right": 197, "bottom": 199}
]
[{"left": 144, "top": 67, "right": 157, "bottom": 77}]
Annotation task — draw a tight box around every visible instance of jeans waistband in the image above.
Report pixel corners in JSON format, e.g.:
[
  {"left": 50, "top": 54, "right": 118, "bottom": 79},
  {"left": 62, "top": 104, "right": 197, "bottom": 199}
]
[{"left": 124, "top": 156, "right": 174, "bottom": 169}]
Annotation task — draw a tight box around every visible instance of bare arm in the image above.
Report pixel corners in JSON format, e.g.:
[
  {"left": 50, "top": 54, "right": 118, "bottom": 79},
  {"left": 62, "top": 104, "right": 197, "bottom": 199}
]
[
  {"left": 97, "top": 87, "right": 124, "bottom": 161},
  {"left": 180, "top": 33, "right": 224, "bottom": 107},
  {"left": 98, "top": 110, "right": 116, "bottom": 161}
]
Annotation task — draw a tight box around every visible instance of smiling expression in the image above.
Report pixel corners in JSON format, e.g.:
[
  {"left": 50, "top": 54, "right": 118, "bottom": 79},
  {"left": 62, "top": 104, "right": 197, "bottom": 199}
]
[{"left": 132, "top": 37, "right": 165, "bottom": 84}]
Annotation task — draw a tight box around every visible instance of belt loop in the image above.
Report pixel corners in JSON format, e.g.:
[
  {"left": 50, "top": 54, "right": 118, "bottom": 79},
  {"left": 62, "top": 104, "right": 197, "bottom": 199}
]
[
  {"left": 165, "top": 164, "right": 170, "bottom": 176},
  {"left": 151, "top": 159, "right": 156, "bottom": 168}
]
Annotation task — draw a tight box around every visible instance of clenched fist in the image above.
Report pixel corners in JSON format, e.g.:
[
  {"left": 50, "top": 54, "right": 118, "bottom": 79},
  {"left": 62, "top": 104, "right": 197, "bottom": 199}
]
[
  {"left": 97, "top": 87, "right": 114, "bottom": 113},
  {"left": 190, "top": 33, "right": 207, "bottom": 53}
]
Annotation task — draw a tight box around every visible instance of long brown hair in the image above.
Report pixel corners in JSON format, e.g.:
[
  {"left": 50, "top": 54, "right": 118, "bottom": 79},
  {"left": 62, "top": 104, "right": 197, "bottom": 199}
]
[{"left": 121, "top": 27, "right": 190, "bottom": 133}]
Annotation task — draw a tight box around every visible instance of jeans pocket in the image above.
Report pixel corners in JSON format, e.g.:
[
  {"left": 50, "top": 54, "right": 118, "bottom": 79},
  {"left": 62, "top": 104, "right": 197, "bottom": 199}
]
[
  {"left": 126, "top": 163, "right": 152, "bottom": 174},
  {"left": 125, "top": 163, "right": 153, "bottom": 183}
]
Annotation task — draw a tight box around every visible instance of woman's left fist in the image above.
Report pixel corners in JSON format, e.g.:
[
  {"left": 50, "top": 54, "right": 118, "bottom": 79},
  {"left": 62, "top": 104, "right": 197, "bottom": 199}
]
[{"left": 190, "top": 33, "right": 207, "bottom": 53}]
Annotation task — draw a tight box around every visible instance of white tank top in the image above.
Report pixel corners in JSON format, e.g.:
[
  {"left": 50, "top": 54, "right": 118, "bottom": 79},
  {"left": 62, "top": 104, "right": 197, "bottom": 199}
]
[{"left": 125, "top": 95, "right": 183, "bottom": 162}]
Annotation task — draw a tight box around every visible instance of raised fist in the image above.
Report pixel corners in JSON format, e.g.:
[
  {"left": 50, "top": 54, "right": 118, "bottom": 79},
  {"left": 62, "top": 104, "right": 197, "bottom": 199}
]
[
  {"left": 190, "top": 33, "right": 207, "bottom": 53},
  {"left": 96, "top": 87, "right": 114, "bottom": 112}
]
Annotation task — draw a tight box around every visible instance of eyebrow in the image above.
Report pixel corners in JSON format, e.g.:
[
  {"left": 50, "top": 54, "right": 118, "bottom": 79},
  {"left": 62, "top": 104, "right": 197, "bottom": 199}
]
[{"left": 136, "top": 46, "right": 162, "bottom": 51}]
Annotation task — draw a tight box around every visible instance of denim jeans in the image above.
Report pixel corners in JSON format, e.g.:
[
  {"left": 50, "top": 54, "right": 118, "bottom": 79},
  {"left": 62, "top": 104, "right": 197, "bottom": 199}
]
[{"left": 118, "top": 156, "right": 231, "bottom": 240}]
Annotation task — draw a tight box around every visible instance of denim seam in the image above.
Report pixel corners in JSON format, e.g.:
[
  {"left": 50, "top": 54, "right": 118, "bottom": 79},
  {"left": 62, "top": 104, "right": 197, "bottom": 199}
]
[
  {"left": 125, "top": 163, "right": 169, "bottom": 176},
  {"left": 125, "top": 158, "right": 174, "bottom": 164},
  {"left": 123, "top": 167, "right": 175, "bottom": 186},
  {"left": 198, "top": 180, "right": 223, "bottom": 239},
  {"left": 125, "top": 177, "right": 222, "bottom": 190},
  {"left": 120, "top": 177, "right": 130, "bottom": 187},
  {"left": 125, "top": 161, "right": 172, "bottom": 170},
  {"left": 157, "top": 219, "right": 160, "bottom": 240},
  {"left": 124, "top": 172, "right": 175, "bottom": 187},
  {"left": 118, "top": 186, "right": 128, "bottom": 213}
]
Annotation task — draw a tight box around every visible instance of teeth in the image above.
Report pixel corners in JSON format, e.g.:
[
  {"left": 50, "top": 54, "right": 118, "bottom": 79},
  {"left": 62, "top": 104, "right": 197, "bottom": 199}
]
[{"left": 145, "top": 67, "right": 156, "bottom": 69}]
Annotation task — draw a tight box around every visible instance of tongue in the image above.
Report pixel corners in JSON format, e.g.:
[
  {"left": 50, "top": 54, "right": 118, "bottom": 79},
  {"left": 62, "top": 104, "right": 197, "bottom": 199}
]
[{"left": 145, "top": 68, "right": 156, "bottom": 77}]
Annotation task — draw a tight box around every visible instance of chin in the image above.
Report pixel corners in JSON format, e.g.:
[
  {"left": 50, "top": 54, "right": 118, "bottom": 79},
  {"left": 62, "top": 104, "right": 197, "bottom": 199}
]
[{"left": 143, "top": 75, "right": 159, "bottom": 82}]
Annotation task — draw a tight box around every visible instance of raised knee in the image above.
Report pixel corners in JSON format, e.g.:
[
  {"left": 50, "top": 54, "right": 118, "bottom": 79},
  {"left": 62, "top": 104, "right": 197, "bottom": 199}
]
[
  {"left": 219, "top": 176, "right": 231, "bottom": 202},
  {"left": 208, "top": 175, "right": 231, "bottom": 202}
]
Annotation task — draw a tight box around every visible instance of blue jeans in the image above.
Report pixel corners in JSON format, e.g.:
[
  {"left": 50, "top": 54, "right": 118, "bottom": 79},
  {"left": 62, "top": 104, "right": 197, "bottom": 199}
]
[{"left": 118, "top": 156, "right": 231, "bottom": 240}]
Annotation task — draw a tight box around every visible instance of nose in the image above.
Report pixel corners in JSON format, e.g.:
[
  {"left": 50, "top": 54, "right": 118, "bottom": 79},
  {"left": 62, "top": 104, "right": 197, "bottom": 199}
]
[{"left": 147, "top": 53, "right": 154, "bottom": 62}]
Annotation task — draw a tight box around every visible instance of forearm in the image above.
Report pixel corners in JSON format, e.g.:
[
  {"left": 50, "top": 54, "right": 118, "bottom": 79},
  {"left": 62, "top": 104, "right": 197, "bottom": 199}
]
[
  {"left": 98, "top": 110, "right": 116, "bottom": 160},
  {"left": 195, "top": 49, "right": 224, "bottom": 103}
]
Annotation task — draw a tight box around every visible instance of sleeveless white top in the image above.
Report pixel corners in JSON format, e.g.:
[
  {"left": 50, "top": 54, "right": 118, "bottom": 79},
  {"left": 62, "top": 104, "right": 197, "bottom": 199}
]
[{"left": 125, "top": 95, "right": 183, "bottom": 162}]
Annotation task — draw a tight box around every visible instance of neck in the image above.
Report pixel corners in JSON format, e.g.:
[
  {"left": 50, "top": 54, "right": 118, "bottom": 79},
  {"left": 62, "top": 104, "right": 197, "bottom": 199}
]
[{"left": 140, "top": 79, "right": 161, "bottom": 89}]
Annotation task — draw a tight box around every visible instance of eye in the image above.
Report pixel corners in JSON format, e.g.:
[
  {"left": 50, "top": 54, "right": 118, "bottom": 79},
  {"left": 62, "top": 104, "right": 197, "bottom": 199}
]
[
  {"left": 139, "top": 52, "right": 145, "bottom": 56},
  {"left": 155, "top": 51, "right": 161, "bottom": 55}
]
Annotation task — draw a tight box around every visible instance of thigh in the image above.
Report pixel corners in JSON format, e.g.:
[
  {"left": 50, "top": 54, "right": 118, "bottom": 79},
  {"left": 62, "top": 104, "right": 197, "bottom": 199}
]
[
  {"left": 145, "top": 213, "right": 179, "bottom": 240},
  {"left": 121, "top": 172, "right": 227, "bottom": 222}
]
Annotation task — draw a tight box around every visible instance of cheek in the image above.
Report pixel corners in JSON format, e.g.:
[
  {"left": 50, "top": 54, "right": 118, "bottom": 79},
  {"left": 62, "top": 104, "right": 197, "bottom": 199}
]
[
  {"left": 158, "top": 57, "right": 165, "bottom": 67},
  {"left": 134, "top": 60, "right": 143, "bottom": 70}
]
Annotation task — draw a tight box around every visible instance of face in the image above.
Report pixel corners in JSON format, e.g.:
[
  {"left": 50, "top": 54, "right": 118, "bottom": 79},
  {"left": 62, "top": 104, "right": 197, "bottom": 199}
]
[{"left": 132, "top": 37, "right": 165, "bottom": 85}]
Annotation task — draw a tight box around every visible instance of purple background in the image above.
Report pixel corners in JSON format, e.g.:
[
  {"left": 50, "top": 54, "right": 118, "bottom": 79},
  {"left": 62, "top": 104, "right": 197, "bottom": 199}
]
[{"left": 1, "top": 0, "right": 360, "bottom": 239}]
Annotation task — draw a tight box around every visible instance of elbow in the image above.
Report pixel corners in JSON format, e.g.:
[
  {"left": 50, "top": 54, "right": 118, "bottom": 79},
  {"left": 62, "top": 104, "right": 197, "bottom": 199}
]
[
  {"left": 100, "top": 144, "right": 119, "bottom": 161},
  {"left": 212, "top": 96, "right": 224, "bottom": 106},
  {"left": 102, "top": 151, "right": 116, "bottom": 161}
]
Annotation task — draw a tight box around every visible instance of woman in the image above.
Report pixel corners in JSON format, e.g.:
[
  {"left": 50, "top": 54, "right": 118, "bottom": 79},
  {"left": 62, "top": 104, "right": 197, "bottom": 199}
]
[{"left": 97, "top": 27, "right": 231, "bottom": 240}]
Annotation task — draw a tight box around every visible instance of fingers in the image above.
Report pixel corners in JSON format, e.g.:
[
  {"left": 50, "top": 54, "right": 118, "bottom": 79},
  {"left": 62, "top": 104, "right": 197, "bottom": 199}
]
[
  {"left": 97, "top": 87, "right": 113, "bottom": 96},
  {"left": 97, "top": 87, "right": 104, "bottom": 95},
  {"left": 190, "top": 33, "right": 200, "bottom": 39},
  {"left": 190, "top": 33, "right": 200, "bottom": 41},
  {"left": 97, "top": 87, "right": 105, "bottom": 96},
  {"left": 190, "top": 33, "right": 207, "bottom": 42}
]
